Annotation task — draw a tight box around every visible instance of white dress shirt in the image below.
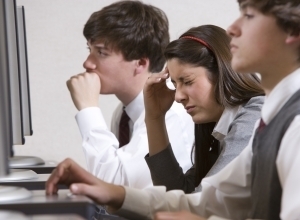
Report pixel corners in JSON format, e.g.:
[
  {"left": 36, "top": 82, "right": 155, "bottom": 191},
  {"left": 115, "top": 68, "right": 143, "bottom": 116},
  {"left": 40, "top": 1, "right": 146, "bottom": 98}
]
[
  {"left": 76, "top": 92, "right": 194, "bottom": 189},
  {"left": 116, "top": 68, "right": 300, "bottom": 219}
]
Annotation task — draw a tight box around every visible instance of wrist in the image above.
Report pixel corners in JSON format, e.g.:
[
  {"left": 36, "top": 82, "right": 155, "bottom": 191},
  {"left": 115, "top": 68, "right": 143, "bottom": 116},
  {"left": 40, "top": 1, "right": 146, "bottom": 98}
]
[
  {"left": 106, "top": 185, "right": 126, "bottom": 212},
  {"left": 145, "top": 114, "right": 165, "bottom": 122}
]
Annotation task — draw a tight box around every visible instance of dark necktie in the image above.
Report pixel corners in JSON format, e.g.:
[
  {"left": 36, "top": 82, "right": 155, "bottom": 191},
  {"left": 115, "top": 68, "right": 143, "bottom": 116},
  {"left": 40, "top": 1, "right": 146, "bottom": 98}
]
[
  {"left": 257, "top": 118, "right": 266, "bottom": 133},
  {"left": 118, "top": 108, "right": 130, "bottom": 147}
]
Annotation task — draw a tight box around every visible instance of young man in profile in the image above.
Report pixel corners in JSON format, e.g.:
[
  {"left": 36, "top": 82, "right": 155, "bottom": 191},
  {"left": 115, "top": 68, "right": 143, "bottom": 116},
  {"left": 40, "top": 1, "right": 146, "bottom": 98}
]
[{"left": 66, "top": 0, "right": 194, "bottom": 189}]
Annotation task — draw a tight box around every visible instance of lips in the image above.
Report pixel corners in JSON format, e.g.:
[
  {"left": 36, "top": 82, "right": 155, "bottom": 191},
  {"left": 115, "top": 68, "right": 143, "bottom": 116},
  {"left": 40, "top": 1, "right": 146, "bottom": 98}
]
[
  {"left": 230, "top": 43, "right": 238, "bottom": 53},
  {"left": 185, "top": 106, "right": 195, "bottom": 114}
]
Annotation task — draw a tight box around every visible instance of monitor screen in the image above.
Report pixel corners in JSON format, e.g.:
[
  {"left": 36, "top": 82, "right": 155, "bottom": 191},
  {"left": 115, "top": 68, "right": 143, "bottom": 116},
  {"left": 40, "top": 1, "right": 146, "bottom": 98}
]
[
  {"left": 6, "top": 0, "right": 25, "bottom": 149},
  {"left": 0, "top": 0, "right": 13, "bottom": 177},
  {"left": 16, "top": 5, "right": 33, "bottom": 137}
]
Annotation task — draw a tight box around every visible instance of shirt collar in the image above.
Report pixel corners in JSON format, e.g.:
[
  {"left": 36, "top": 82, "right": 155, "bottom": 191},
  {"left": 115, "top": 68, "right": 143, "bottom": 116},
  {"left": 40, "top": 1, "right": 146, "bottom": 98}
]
[
  {"left": 212, "top": 105, "right": 240, "bottom": 141},
  {"left": 262, "top": 68, "right": 300, "bottom": 125},
  {"left": 124, "top": 92, "right": 144, "bottom": 123}
]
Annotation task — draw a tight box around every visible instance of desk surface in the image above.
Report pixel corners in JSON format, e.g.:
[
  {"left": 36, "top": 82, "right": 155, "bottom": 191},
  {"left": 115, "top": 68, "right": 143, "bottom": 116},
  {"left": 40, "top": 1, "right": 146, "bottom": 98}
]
[
  {"left": 0, "top": 174, "right": 68, "bottom": 190},
  {"left": 0, "top": 190, "right": 128, "bottom": 220},
  {"left": 0, "top": 190, "right": 95, "bottom": 219},
  {"left": 11, "top": 161, "right": 57, "bottom": 174},
  {"left": 1, "top": 211, "right": 85, "bottom": 220}
]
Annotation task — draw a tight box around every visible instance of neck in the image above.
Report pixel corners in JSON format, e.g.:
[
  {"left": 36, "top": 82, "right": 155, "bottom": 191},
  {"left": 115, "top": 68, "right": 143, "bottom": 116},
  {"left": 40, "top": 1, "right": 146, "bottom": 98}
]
[
  {"left": 116, "top": 90, "right": 140, "bottom": 106},
  {"left": 260, "top": 63, "right": 300, "bottom": 96},
  {"left": 116, "top": 72, "right": 151, "bottom": 106}
]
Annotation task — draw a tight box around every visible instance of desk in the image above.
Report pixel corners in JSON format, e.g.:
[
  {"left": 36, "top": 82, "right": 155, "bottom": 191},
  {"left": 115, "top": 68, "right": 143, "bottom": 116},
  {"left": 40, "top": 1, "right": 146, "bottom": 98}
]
[
  {"left": 0, "top": 190, "right": 95, "bottom": 219},
  {"left": 1, "top": 211, "right": 85, "bottom": 220},
  {"left": 0, "top": 174, "right": 68, "bottom": 190},
  {"left": 0, "top": 190, "right": 128, "bottom": 220},
  {"left": 12, "top": 161, "right": 57, "bottom": 174}
]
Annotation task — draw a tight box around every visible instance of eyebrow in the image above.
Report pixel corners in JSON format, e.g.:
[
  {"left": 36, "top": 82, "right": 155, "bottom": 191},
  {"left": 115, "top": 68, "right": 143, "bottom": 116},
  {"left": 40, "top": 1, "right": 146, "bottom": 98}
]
[
  {"left": 86, "top": 42, "right": 108, "bottom": 49},
  {"left": 170, "top": 75, "right": 191, "bottom": 84},
  {"left": 94, "top": 45, "right": 107, "bottom": 50},
  {"left": 239, "top": 2, "right": 254, "bottom": 10}
]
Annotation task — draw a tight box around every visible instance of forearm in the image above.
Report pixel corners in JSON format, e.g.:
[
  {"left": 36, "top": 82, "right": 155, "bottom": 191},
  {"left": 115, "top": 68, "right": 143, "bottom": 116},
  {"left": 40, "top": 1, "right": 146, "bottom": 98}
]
[
  {"left": 82, "top": 129, "right": 153, "bottom": 188},
  {"left": 145, "top": 115, "right": 170, "bottom": 156},
  {"left": 145, "top": 145, "right": 196, "bottom": 193}
]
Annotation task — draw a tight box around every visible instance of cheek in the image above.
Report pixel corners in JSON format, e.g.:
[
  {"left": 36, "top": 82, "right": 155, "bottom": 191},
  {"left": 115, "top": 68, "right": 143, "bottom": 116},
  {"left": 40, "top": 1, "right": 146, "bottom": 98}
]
[{"left": 194, "top": 83, "right": 214, "bottom": 103}]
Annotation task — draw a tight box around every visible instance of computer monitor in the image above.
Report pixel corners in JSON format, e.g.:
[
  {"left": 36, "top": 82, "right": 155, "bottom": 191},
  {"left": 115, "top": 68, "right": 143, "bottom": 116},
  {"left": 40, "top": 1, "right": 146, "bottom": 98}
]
[
  {"left": 8, "top": 4, "right": 45, "bottom": 168},
  {"left": 0, "top": 0, "right": 37, "bottom": 182},
  {"left": 0, "top": 0, "right": 11, "bottom": 178},
  {"left": 5, "top": 0, "right": 24, "bottom": 148},
  {"left": 0, "top": 0, "right": 32, "bottom": 202},
  {"left": 17, "top": 6, "right": 33, "bottom": 137}
]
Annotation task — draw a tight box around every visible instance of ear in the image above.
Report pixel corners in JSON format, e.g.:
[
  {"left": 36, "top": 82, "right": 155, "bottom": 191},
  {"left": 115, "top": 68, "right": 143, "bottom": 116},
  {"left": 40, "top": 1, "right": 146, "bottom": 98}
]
[
  {"left": 286, "top": 34, "right": 300, "bottom": 46},
  {"left": 134, "top": 58, "right": 150, "bottom": 75}
]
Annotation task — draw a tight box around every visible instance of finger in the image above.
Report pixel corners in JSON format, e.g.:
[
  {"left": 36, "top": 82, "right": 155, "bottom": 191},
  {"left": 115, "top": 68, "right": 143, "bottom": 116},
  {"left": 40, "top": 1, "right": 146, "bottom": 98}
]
[
  {"left": 148, "top": 69, "right": 169, "bottom": 81},
  {"left": 70, "top": 183, "right": 104, "bottom": 204},
  {"left": 46, "top": 168, "right": 60, "bottom": 195},
  {"left": 66, "top": 75, "right": 80, "bottom": 90},
  {"left": 45, "top": 158, "right": 72, "bottom": 195},
  {"left": 154, "top": 211, "right": 179, "bottom": 220},
  {"left": 146, "top": 74, "right": 169, "bottom": 88}
]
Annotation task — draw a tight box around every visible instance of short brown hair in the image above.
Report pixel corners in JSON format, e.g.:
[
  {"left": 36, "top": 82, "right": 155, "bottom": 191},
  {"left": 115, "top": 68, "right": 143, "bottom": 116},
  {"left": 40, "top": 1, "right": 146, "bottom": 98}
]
[
  {"left": 238, "top": 0, "right": 300, "bottom": 35},
  {"left": 83, "top": 0, "right": 169, "bottom": 73},
  {"left": 238, "top": 0, "right": 300, "bottom": 60}
]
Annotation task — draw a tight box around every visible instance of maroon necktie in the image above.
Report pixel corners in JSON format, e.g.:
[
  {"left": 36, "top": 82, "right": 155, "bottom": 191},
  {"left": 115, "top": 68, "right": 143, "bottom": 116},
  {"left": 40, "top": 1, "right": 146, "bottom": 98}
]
[
  {"left": 118, "top": 108, "right": 130, "bottom": 147},
  {"left": 257, "top": 118, "right": 266, "bottom": 133}
]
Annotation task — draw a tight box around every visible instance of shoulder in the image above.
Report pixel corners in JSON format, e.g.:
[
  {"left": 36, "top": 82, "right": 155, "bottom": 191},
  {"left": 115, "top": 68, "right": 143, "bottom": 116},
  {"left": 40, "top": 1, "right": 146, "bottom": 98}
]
[
  {"left": 236, "top": 96, "right": 265, "bottom": 117},
  {"left": 230, "top": 96, "right": 265, "bottom": 127},
  {"left": 242, "top": 96, "right": 265, "bottom": 110}
]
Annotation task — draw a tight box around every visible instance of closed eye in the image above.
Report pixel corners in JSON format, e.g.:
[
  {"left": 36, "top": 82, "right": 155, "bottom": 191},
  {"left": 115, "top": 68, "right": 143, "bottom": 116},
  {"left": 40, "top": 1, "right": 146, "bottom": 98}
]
[{"left": 184, "top": 81, "right": 192, "bottom": 85}]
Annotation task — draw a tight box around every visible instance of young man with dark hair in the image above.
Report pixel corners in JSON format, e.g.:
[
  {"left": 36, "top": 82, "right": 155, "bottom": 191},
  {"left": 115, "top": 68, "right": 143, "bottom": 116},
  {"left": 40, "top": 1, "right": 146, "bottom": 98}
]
[
  {"left": 66, "top": 0, "right": 194, "bottom": 189},
  {"left": 47, "top": 0, "right": 300, "bottom": 219}
]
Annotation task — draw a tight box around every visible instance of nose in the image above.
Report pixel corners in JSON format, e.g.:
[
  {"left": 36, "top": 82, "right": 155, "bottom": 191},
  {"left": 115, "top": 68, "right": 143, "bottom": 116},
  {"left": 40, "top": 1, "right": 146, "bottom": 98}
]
[
  {"left": 83, "top": 54, "right": 96, "bottom": 72},
  {"left": 174, "top": 87, "right": 187, "bottom": 104},
  {"left": 227, "top": 18, "right": 241, "bottom": 38}
]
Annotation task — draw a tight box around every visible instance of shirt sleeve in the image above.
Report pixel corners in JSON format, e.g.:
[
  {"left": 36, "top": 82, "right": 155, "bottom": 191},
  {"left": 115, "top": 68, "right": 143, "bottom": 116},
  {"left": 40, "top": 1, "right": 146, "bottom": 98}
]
[
  {"left": 206, "top": 96, "right": 263, "bottom": 178},
  {"left": 145, "top": 144, "right": 196, "bottom": 193},
  {"left": 164, "top": 102, "right": 194, "bottom": 173},
  {"left": 76, "top": 107, "right": 152, "bottom": 189},
  {"left": 115, "top": 136, "right": 255, "bottom": 220},
  {"left": 276, "top": 115, "right": 300, "bottom": 219}
]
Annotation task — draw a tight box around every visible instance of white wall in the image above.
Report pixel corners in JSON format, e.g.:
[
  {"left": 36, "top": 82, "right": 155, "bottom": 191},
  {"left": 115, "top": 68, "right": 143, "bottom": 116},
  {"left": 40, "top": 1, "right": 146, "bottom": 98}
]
[{"left": 14, "top": 0, "right": 240, "bottom": 168}]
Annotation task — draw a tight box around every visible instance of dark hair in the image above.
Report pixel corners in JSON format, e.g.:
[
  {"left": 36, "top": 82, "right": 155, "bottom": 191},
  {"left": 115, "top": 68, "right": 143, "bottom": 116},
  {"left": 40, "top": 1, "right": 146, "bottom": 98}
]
[
  {"left": 83, "top": 0, "right": 169, "bottom": 73},
  {"left": 164, "top": 25, "right": 264, "bottom": 186},
  {"left": 238, "top": 0, "right": 300, "bottom": 35}
]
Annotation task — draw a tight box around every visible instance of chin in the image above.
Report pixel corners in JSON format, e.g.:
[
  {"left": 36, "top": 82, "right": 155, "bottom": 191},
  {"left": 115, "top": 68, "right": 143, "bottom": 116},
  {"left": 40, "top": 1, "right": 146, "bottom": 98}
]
[
  {"left": 192, "top": 116, "right": 213, "bottom": 124},
  {"left": 100, "top": 87, "right": 113, "bottom": 95},
  {"left": 231, "top": 61, "right": 252, "bottom": 74}
]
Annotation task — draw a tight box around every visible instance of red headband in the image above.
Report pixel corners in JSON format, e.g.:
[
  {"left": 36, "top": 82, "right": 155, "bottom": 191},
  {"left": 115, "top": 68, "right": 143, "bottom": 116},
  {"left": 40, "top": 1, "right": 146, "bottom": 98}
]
[{"left": 180, "top": 36, "right": 212, "bottom": 51}]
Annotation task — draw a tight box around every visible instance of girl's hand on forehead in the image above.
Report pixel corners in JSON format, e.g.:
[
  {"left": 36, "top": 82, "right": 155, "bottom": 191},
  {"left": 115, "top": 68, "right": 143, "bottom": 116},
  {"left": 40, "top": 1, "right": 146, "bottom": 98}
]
[
  {"left": 147, "top": 68, "right": 169, "bottom": 83},
  {"left": 143, "top": 68, "right": 175, "bottom": 120}
]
